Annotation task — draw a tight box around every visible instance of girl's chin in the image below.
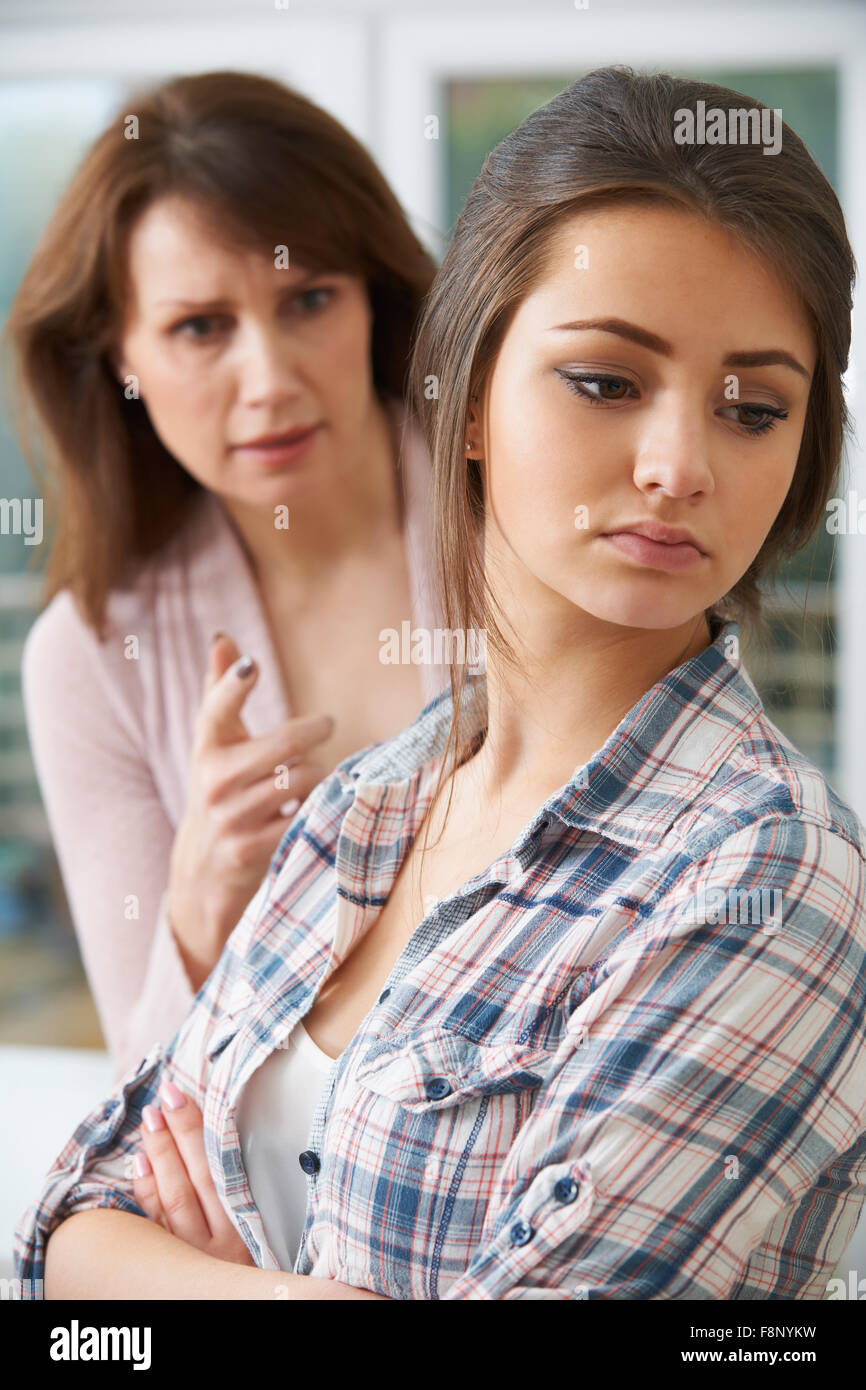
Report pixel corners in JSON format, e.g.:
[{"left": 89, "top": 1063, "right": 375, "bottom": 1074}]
[{"left": 566, "top": 588, "right": 711, "bottom": 631}]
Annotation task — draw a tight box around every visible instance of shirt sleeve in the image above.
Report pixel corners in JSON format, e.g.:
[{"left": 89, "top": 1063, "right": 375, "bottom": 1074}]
[
  {"left": 20, "top": 593, "right": 195, "bottom": 1081},
  {"left": 440, "top": 815, "right": 866, "bottom": 1300},
  {"left": 12, "top": 865, "right": 276, "bottom": 1297}
]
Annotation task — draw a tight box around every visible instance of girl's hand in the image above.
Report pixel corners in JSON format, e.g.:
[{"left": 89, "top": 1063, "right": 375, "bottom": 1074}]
[
  {"left": 131, "top": 1080, "right": 256, "bottom": 1266},
  {"left": 167, "top": 632, "right": 335, "bottom": 990}
]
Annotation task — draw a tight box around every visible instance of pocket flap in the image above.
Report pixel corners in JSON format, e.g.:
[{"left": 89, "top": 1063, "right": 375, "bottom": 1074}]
[{"left": 355, "top": 1026, "right": 555, "bottom": 1111}]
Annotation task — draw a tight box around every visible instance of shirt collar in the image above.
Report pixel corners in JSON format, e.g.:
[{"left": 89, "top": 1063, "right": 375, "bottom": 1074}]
[{"left": 345, "top": 618, "right": 763, "bottom": 852}]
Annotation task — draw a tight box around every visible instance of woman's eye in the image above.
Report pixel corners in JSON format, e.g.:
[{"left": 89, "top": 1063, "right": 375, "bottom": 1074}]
[
  {"left": 557, "top": 371, "right": 637, "bottom": 404},
  {"left": 171, "top": 315, "right": 227, "bottom": 341},
  {"left": 291, "top": 286, "right": 335, "bottom": 314},
  {"left": 720, "top": 403, "right": 790, "bottom": 436}
]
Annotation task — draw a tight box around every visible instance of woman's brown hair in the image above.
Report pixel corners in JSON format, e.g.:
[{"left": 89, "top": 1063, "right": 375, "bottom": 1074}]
[
  {"left": 5, "top": 69, "right": 436, "bottom": 637},
  {"left": 409, "top": 65, "right": 855, "bottom": 832}
]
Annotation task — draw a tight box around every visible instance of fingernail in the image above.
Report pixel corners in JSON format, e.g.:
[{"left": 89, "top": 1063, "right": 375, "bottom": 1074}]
[
  {"left": 280, "top": 798, "right": 301, "bottom": 817},
  {"left": 159, "top": 1080, "right": 187, "bottom": 1111},
  {"left": 235, "top": 656, "right": 254, "bottom": 679},
  {"left": 211, "top": 631, "right": 226, "bottom": 645},
  {"left": 133, "top": 1152, "right": 152, "bottom": 1178},
  {"left": 142, "top": 1104, "right": 166, "bottom": 1132}
]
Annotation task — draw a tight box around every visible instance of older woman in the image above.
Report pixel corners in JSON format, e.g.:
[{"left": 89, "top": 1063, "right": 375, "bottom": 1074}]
[{"left": 9, "top": 70, "right": 449, "bottom": 1080}]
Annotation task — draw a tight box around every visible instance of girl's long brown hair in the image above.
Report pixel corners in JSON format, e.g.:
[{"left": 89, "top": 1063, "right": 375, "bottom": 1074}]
[
  {"left": 408, "top": 65, "right": 855, "bottom": 844},
  {"left": 5, "top": 69, "right": 437, "bottom": 638}
]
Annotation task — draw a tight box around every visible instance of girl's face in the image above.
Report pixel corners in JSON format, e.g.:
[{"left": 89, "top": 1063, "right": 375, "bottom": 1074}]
[
  {"left": 114, "top": 194, "right": 380, "bottom": 508},
  {"left": 469, "top": 203, "right": 816, "bottom": 639}
]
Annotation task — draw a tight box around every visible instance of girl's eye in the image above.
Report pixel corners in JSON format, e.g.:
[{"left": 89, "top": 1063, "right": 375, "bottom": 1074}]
[
  {"left": 557, "top": 370, "right": 790, "bottom": 437},
  {"left": 720, "top": 403, "right": 790, "bottom": 436},
  {"left": 556, "top": 371, "right": 638, "bottom": 404}
]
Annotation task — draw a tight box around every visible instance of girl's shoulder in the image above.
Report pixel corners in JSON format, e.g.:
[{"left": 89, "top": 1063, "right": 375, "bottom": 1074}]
[{"left": 669, "top": 692, "right": 866, "bottom": 902}]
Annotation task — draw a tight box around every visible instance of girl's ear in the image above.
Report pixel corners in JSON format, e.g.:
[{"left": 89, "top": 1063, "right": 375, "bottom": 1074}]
[{"left": 465, "top": 393, "right": 483, "bottom": 458}]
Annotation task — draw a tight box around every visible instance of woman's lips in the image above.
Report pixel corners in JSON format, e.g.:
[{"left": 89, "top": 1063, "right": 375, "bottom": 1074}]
[
  {"left": 601, "top": 531, "right": 706, "bottom": 571},
  {"left": 233, "top": 423, "right": 322, "bottom": 467}
]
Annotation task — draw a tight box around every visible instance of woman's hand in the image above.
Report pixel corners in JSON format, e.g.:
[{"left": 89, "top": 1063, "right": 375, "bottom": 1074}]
[
  {"left": 167, "top": 632, "right": 335, "bottom": 989},
  {"left": 131, "top": 1079, "right": 255, "bottom": 1266}
]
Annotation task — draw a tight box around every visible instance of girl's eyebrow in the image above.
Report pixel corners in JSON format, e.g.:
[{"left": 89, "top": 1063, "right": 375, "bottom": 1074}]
[{"left": 549, "top": 316, "right": 812, "bottom": 382}]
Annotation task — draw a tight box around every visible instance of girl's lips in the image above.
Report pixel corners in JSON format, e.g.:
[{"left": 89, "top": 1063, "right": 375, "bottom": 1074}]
[{"left": 601, "top": 531, "right": 706, "bottom": 571}]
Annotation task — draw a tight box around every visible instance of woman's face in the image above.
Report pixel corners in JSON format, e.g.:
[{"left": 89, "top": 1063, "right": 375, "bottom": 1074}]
[
  {"left": 115, "top": 194, "right": 379, "bottom": 508},
  {"left": 470, "top": 203, "right": 816, "bottom": 639}
]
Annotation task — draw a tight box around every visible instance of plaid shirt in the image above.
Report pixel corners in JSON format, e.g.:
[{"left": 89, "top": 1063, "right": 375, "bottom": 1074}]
[{"left": 15, "top": 619, "right": 866, "bottom": 1299}]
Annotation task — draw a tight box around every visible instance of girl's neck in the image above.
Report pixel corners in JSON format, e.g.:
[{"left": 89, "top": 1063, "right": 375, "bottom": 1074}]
[{"left": 463, "top": 614, "right": 713, "bottom": 810}]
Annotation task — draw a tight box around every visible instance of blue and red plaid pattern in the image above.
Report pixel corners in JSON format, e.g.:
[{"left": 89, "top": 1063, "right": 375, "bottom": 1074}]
[{"left": 15, "top": 619, "right": 866, "bottom": 1298}]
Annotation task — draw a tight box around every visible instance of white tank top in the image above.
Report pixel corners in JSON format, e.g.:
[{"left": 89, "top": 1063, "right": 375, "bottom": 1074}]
[{"left": 235, "top": 1018, "right": 341, "bottom": 1272}]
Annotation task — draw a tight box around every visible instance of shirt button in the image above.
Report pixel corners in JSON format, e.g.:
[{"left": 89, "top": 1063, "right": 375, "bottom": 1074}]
[
  {"left": 377, "top": 988, "right": 391, "bottom": 1004},
  {"left": 509, "top": 1218, "right": 534, "bottom": 1246},
  {"left": 553, "top": 1177, "right": 579, "bottom": 1204},
  {"left": 425, "top": 1076, "right": 452, "bottom": 1100},
  {"left": 298, "top": 1150, "right": 320, "bottom": 1175}
]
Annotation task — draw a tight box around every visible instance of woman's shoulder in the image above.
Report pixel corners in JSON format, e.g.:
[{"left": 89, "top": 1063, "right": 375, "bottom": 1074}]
[
  {"left": 20, "top": 583, "right": 148, "bottom": 760},
  {"left": 21, "top": 491, "right": 227, "bottom": 726},
  {"left": 22, "top": 586, "right": 107, "bottom": 688},
  {"left": 25, "top": 491, "right": 224, "bottom": 652}
]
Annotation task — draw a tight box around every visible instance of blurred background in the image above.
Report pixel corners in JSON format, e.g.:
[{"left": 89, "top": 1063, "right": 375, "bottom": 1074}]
[{"left": 0, "top": 0, "right": 864, "bottom": 1284}]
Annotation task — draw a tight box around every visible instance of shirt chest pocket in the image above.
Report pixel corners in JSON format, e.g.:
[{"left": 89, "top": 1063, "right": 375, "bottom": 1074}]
[
  {"left": 353, "top": 1025, "right": 557, "bottom": 1113},
  {"left": 317, "top": 1026, "right": 563, "bottom": 1297}
]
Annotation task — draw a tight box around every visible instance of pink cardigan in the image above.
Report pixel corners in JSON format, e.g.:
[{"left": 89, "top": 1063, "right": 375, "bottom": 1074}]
[{"left": 22, "top": 398, "right": 449, "bottom": 1081}]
